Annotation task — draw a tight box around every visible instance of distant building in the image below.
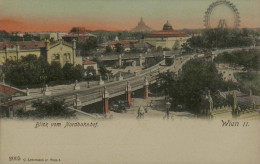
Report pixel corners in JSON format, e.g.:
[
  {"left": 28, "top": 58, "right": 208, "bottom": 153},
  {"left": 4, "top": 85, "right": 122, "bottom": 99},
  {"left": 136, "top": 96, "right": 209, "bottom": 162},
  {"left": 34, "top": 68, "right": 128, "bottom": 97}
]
[
  {"left": 0, "top": 83, "right": 26, "bottom": 118},
  {"left": 27, "top": 32, "right": 68, "bottom": 41},
  {"left": 131, "top": 17, "right": 153, "bottom": 32},
  {"left": 0, "top": 100, "right": 25, "bottom": 118},
  {"left": 83, "top": 60, "right": 98, "bottom": 74},
  {"left": 62, "top": 27, "right": 96, "bottom": 43},
  {"left": 144, "top": 21, "right": 190, "bottom": 50},
  {"left": 11, "top": 32, "right": 24, "bottom": 37},
  {"left": 107, "top": 40, "right": 138, "bottom": 52},
  {"left": 0, "top": 40, "right": 82, "bottom": 67}
]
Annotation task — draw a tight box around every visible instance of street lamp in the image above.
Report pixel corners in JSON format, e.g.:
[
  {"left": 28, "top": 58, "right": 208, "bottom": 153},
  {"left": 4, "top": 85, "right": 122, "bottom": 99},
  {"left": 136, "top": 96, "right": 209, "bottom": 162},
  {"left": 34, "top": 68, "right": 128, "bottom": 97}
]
[
  {"left": 132, "top": 92, "right": 135, "bottom": 106},
  {"left": 40, "top": 69, "right": 47, "bottom": 93},
  {"left": 166, "top": 101, "right": 171, "bottom": 119},
  {"left": 87, "top": 81, "right": 90, "bottom": 88},
  {"left": 107, "top": 73, "right": 110, "bottom": 82}
]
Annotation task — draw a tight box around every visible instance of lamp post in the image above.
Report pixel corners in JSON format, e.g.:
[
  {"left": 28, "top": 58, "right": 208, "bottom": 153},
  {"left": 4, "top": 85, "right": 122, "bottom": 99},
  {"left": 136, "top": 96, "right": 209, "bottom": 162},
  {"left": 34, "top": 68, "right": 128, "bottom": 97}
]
[
  {"left": 132, "top": 92, "right": 135, "bottom": 106},
  {"left": 40, "top": 69, "right": 47, "bottom": 93},
  {"left": 156, "top": 79, "right": 160, "bottom": 97},
  {"left": 166, "top": 101, "right": 171, "bottom": 119},
  {"left": 107, "top": 73, "right": 110, "bottom": 82}
]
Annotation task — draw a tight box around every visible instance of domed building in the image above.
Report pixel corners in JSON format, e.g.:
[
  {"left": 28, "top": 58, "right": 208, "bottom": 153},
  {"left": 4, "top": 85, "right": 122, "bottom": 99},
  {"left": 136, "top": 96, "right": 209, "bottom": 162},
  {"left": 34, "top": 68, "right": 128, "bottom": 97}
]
[{"left": 144, "top": 21, "right": 190, "bottom": 50}]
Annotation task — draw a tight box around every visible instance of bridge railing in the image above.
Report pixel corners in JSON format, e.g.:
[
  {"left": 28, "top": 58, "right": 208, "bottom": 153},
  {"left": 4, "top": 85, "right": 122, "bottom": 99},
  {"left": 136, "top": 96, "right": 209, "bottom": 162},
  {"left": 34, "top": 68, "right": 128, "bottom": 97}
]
[{"left": 138, "top": 60, "right": 165, "bottom": 76}]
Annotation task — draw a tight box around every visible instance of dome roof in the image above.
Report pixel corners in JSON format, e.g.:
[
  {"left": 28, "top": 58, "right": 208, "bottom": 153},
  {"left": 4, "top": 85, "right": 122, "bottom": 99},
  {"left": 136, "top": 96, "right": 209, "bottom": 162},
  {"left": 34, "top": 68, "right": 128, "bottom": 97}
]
[{"left": 163, "top": 21, "right": 173, "bottom": 30}]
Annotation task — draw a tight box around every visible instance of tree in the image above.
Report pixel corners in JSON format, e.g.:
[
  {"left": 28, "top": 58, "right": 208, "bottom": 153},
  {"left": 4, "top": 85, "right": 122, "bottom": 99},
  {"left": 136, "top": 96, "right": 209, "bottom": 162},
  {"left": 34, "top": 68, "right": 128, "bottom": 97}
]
[
  {"left": 48, "top": 62, "right": 63, "bottom": 82},
  {"left": 86, "top": 66, "right": 96, "bottom": 76},
  {"left": 105, "top": 46, "right": 112, "bottom": 53},
  {"left": 115, "top": 43, "right": 124, "bottom": 53},
  {"left": 156, "top": 46, "right": 163, "bottom": 52},
  {"left": 99, "top": 65, "right": 111, "bottom": 77},
  {"left": 16, "top": 100, "right": 76, "bottom": 118},
  {"left": 156, "top": 59, "right": 236, "bottom": 113},
  {"left": 4, "top": 54, "right": 45, "bottom": 86}
]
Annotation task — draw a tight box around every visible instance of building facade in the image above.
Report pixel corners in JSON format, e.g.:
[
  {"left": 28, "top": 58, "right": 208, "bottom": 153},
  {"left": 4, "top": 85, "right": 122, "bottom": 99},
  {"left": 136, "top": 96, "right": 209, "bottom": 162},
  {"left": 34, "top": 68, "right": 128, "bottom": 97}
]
[
  {"left": 83, "top": 60, "right": 98, "bottom": 74},
  {"left": 0, "top": 40, "right": 81, "bottom": 67},
  {"left": 144, "top": 21, "right": 190, "bottom": 50}
]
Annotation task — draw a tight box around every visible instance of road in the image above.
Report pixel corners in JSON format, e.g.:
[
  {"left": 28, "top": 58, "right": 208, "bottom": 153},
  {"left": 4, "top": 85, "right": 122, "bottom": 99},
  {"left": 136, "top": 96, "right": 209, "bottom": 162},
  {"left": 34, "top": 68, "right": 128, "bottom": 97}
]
[{"left": 13, "top": 46, "right": 260, "bottom": 109}]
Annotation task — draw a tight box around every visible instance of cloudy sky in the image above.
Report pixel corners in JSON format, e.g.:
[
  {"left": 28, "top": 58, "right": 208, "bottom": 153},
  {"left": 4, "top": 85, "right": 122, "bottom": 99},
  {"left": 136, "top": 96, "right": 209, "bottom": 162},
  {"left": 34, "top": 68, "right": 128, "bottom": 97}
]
[{"left": 0, "top": 0, "right": 259, "bottom": 32}]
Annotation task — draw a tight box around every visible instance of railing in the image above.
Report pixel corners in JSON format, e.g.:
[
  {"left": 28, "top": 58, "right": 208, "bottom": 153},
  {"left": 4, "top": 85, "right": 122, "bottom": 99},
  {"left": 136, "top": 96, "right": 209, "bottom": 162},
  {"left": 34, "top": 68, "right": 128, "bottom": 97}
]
[{"left": 138, "top": 60, "right": 164, "bottom": 75}]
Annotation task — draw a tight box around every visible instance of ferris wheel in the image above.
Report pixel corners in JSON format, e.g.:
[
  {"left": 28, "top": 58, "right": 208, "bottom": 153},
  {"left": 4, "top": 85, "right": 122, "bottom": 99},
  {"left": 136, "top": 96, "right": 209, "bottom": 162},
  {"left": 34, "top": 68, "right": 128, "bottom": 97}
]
[{"left": 204, "top": 0, "right": 240, "bottom": 29}]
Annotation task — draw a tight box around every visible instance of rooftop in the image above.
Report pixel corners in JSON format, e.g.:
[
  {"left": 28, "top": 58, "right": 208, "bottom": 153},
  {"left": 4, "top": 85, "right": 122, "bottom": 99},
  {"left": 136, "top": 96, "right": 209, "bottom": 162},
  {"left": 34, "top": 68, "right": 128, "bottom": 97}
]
[
  {"left": 147, "top": 21, "right": 189, "bottom": 38},
  {"left": 0, "top": 41, "right": 46, "bottom": 51},
  {"left": 83, "top": 60, "right": 97, "bottom": 65},
  {"left": 0, "top": 83, "right": 25, "bottom": 96},
  {"left": 108, "top": 40, "right": 138, "bottom": 46}
]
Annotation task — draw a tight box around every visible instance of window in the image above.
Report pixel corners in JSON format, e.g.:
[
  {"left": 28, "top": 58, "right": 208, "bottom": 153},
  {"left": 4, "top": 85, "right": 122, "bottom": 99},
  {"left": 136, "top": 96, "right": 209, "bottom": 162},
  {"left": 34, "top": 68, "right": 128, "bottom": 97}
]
[
  {"left": 52, "top": 54, "right": 60, "bottom": 60},
  {"left": 64, "top": 53, "right": 70, "bottom": 60}
]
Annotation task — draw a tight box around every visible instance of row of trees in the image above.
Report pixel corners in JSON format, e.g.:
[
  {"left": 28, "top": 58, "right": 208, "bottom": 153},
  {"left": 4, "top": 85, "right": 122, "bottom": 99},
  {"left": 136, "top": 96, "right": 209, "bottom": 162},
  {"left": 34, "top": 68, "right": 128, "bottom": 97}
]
[
  {"left": 186, "top": 28, "right": 256, "bottom": 50},
  {"left": 156, "top": 59, "right": 236, "bottom": 113},
  {"left": 0, "top": 30, "right": 41, "bottom": 42},
  {"left": 3, "top": 55, "right": 83, "bottom": 87},
  {"left": 92, "top": 31, "right": 148, "bottom": 44},
  {"left": 16, "top": 100, "right": 76, "bottom": 119},
  {"left": 214, "top": 49, "right": 260, "bottom": 71}
]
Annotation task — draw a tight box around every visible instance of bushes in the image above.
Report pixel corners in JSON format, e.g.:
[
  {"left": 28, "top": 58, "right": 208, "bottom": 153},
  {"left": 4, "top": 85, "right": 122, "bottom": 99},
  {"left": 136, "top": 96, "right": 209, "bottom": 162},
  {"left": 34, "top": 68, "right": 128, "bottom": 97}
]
[
  {"left": 3, "top": 54, "right": 84, "bottom": 87},
  {"left": 156, "top": 59, "right": 236, "bottom": 113},
  {"left": 16, "top": 100, "right": 76, "bottom": 119},
  {"left": 214, "top": 49, "right": 260, "bottom": 71},
  {"left": 187, "top": 28, "right": 255, "bottom": 49}
]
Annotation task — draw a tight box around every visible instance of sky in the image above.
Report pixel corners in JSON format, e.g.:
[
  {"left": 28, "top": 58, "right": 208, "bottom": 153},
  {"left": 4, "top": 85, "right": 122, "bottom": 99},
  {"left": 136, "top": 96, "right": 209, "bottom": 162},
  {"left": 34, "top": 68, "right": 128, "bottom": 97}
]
[{"left": 0, "top": 0, "right": 259, "bottom": 32}]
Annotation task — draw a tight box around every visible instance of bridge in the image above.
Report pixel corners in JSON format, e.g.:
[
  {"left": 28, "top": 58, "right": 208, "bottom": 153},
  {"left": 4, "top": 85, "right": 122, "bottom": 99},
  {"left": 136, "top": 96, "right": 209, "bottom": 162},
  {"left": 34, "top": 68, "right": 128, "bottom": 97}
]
[
  {"left": 6, "top": 53, "right": 190, "bottom": 116},
  {"left": 89, "top": 51, "right": 178, "bottom": 67},
  {"left": 2, "top": 46, "right": 259, "bottom": 118}
]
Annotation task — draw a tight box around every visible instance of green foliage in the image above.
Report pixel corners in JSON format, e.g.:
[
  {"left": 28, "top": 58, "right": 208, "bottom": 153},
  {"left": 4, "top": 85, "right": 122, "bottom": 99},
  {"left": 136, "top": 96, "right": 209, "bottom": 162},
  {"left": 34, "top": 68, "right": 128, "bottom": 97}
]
[
  {"left": 234, "top": 72, "right": 260, "bottom": 96},
  {"left": 48, "top": 62, "right": 63, "bottom": 82},
  {"left": 156, "top": 46, "right": 163, "bottom": 52},
  {"left": 105, "top": 46, "right": 112, "bottom": 53},
  {"left": 85, "top": 66, "right": 96, "bottom": 76},
  {"left": 4, "top": 54, "right": 45, "bottom": 86},
  {"left": 157, "top": 59, "right": 236, "bottom": 113},
  {"left": 163, "top": 47, "right": 171, "bottom": 51},
  {"left": 187, "top": 28, "right": 255, "bottom": 49},
  {"left": 83, "top": 38, "right": 98, "bottom": 51},
  {"left": 92, "top": 57, "right": 111, "bottom": 77},
  {"left": 3, "top": 55, "right": 83, "bottom": 87},
  {"left": 145, "top": 56, "right": 163, "bottom": 68},
  {"left": 99, "top": 65, "right": 111, "bottom": 77},
  {"left": 0, "top": 30, "right": 40, "bottom": 42},
  {"left": 115, "top": 43, "right": 124, "bottom": 53},
  {"left": 214, "top": 49, "right": 260, "bottom": 71},
  {"left": 63, "top": 63, "right": 84, "bottom": 81},
  {"left": 91, "top": 31, "right": 148, "bottom": 44},
  {"left": 165, "top": 58, "right": 174, "bottom": 66},
  {"left": 16, "top": 100, "right": 76, "bottom": 119}
]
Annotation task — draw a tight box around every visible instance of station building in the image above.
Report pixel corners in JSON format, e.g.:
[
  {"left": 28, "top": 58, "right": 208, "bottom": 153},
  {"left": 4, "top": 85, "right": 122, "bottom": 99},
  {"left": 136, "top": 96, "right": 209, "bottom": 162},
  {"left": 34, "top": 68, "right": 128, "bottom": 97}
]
[{"left": 0, "top": 40, "right": 81, "bottom": 67}]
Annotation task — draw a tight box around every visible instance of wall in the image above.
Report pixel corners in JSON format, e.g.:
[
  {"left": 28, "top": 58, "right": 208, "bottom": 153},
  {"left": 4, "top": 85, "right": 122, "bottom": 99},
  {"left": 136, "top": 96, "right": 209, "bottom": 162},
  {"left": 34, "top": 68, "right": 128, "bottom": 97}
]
[
  {"left": 47, "top": 42, "right": 75, "bottom": 67},
  {"left": 0, "top": 50, "right": 41, "bottom": 65}
]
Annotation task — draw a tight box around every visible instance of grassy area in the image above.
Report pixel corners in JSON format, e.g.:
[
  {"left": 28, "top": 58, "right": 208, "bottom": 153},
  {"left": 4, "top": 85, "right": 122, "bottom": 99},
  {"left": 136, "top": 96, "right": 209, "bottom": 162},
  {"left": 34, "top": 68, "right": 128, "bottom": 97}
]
[{"left": 234, "top": 72, "right": 260, "bottom": 95}]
